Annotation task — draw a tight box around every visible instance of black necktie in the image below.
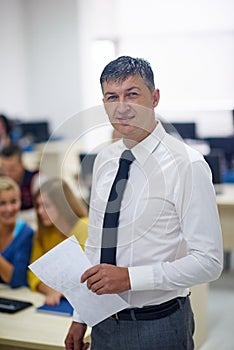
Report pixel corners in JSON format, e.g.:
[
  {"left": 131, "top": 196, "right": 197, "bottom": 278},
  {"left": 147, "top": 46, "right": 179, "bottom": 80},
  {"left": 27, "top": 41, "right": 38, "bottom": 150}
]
[{"left": 100, "top": 150, "right": 135, "bottom": 265}]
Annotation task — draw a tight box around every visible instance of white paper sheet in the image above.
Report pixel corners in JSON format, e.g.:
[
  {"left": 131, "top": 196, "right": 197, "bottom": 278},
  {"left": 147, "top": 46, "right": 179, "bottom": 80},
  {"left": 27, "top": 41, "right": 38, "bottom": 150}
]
[{"left": 29, "top": 235, "right": 129, "bottom": 326}]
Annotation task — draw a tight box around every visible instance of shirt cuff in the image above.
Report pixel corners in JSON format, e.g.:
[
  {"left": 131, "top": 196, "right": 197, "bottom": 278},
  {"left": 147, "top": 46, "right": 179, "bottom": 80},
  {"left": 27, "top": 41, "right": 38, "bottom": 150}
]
[
  {"left": 73, "top": 309, "right": 85, "bottom": 323},
  {"left": 128, "top": 266, "right": 154, "bottom": 291}
]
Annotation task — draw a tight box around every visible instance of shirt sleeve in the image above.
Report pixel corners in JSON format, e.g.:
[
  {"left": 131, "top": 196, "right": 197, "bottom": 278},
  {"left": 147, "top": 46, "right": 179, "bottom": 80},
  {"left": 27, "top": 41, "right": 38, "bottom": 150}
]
[
  {"left": 128, "top": 266, "right": 154, "bottom": 290},
  {"left": 129, "top": 160, "right": 223, "bottom": 291},
  {"left": 73, "top": 309, "right": 85, "bottom": 323}
]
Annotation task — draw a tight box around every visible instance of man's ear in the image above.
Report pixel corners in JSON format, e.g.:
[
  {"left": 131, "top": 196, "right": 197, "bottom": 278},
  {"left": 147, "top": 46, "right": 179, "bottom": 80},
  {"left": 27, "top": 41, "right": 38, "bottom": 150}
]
[{"left": 152, "top": 89, "right": 160, "bottom": 108}]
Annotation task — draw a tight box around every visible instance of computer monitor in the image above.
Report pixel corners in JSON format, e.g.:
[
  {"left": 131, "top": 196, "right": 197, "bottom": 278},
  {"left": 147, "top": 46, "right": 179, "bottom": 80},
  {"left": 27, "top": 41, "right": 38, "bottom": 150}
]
[
  {"left": 171, "top": 122, "right": 197, "bottom": 140},
  {"left": 19, "top": 121, "right": 50, "bottom": 143},
  {"left": 205, "top": 137, "right": 234, "bottom": 170},
  {"left": 204, "top": 154, "right": 222, "bottom": 185},
  {"left": 232, "top": 109, "right": 234, "bottom": 129}
]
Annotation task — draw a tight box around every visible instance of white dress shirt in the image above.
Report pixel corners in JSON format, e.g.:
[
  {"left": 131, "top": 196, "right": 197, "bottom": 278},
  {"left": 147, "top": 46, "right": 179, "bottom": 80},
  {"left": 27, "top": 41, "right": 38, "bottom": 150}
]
[{"left": 73, "top": 121, "right": 223, "bottom": 322}]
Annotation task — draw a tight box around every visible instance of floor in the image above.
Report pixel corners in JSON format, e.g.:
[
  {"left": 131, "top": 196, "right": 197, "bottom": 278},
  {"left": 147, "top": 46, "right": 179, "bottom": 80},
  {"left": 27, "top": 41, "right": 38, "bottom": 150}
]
[{"left": 199, "top": 265, "right": 234, "bottom": 350}]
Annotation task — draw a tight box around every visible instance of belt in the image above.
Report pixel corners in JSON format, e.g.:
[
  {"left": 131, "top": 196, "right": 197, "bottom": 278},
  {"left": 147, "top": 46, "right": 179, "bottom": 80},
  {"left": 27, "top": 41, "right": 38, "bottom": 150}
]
[{"left": 112, "top": 296, "right": 187, "bottom": 321}]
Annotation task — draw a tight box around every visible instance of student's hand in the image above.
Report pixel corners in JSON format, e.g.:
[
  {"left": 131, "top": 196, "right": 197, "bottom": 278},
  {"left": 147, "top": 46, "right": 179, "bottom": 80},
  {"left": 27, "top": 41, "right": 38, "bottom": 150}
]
[
  {"left": 37, "top": 282, "right": 63, "bottom": 305},
  {"left": 45, "top": 290, "right": 63, "bottom": 305},
  {"left": 65, "top": 321, "right": 89, "bottom": 350},
  {"left": 81, "top": 264, "right": 131, "bottom": 295}
]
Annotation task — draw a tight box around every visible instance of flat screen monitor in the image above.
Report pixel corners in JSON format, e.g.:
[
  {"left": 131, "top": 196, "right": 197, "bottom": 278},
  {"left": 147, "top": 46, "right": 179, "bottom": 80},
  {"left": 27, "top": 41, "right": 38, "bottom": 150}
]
[
  {"left": 205, "top": 137, "right": 234, "bottom": 170},
  {"left": 171, "top": 122, "right": 197, "bottom": 140},
  {"left": 204, "top": 154, "right": 222, "bottom": 185},
  {"left": 19, "top": 121, "right": 50, "bottom": 143}
]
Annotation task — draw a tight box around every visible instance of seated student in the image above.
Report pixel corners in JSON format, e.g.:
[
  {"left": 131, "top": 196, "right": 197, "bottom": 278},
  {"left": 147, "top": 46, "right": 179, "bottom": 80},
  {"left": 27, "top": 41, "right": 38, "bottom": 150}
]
[
  {"left": 0, "top": 143, "right": 39, "bottom": 210},
  {"left": 28, "top": 178, "right": 88, "bottom": 305},
  {"left": 0, "top": 114, "right": 12, "bottom": 151},
  {"left": 0, "top": 176, "right": 34, "bottom": 288}
]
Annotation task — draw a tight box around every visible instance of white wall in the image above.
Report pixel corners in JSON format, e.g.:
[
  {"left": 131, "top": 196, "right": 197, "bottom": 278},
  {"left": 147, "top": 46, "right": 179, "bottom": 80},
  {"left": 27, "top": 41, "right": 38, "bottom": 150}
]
[
  {"left": 0, "top": 0, "right": 28, "bottom": 116},
  {"left": 0, "top": 0, "right": 234, "bottom": 144},
  {"left": 24, "top": 0, "right": 81, "bottom": 132},
  {"left": 78, "top": 0, "right": 234, "bottom": 137},
  {"left": 0, "top": 0, "right": 82, "bottom": 135}
]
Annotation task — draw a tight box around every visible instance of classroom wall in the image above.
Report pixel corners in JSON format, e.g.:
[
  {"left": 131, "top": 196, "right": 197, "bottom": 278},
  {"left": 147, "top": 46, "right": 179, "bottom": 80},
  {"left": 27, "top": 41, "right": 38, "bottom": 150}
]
[
  {"left": 0, "top": 0, "right": 28, "bottom": 116},
  {"left": 78, "top": 0, "right": 234, "bottom": 110},
  {"left": 0, "top": 0, "right": 233, "bottom": 146},
  {"left": 0, "top": 0, "right": 82, "bottom": 136},
  {"left": 25, "top": 0, "right": 82, "bottom": 134},
  {"left": 75, "top": 0, "right": 234, "bottom": 145}
]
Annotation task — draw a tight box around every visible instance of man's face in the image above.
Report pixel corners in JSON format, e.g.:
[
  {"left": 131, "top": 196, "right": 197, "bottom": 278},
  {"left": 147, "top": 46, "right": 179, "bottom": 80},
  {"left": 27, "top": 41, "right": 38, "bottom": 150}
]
[
  {"left": 0, "top": 156, "right": 24, "bottom": 184},
  {"left": 102, "top": 75, "right": 160, "bottom": 144}
]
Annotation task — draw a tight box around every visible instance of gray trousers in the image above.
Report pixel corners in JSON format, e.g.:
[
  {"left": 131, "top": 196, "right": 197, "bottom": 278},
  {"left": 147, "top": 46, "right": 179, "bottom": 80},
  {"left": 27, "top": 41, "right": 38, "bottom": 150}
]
[{"left": 91, "top": 297, "right": 195, "bottom": 350}]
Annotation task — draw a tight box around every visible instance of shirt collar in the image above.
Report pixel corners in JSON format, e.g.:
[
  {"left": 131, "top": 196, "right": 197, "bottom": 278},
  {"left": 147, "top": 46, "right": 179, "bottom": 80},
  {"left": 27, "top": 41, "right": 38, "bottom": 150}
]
[{"left": 129, "top": 120, "right": 166, "bottom": 166}]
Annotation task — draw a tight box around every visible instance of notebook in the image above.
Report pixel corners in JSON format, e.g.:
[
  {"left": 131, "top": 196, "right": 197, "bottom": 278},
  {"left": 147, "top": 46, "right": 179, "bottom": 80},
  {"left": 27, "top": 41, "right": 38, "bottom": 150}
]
[
  {"left": 0, "top": 297, "right": 33, "bottom": 314},
  {"left": 36, "top": 298, "right": 73, "bottom": 317}
]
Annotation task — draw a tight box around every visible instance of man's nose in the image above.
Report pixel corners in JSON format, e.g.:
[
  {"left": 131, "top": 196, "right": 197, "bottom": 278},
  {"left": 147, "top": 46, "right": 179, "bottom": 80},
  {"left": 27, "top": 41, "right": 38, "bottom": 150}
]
[{"left": 116, "top": 101, "right": 131, "bottom": 114}]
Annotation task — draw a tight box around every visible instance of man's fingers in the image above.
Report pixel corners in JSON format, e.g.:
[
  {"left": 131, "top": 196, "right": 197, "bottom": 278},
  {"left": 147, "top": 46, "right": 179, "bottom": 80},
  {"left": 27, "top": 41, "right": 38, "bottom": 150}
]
[
  {"left": 88, "top": 278, "right": 105, "bottom": 293},
  {"left": 80, "top": 265, "right": 100, "bottom": 283}
]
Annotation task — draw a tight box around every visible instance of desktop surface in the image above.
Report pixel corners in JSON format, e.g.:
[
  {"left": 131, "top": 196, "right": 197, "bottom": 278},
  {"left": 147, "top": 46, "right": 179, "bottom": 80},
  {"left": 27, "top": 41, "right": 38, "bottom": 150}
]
[{"left": 0, "top": 284, "right": 91, "bottom": 350}]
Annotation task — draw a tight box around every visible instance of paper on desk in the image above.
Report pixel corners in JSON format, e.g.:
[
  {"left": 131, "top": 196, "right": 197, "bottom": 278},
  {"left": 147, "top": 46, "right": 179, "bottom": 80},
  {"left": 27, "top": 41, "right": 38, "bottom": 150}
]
[{"left": 29, "top": 235, "right": 129, "bottom": 326}]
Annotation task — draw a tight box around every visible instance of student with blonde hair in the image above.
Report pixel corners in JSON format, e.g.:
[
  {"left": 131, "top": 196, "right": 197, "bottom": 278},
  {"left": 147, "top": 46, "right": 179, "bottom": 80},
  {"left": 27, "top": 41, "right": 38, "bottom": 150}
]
[
  {"left": 0, "top": 176, "right": 34, "bottom": 287},
  {"left": 28, "top": 177, "right": 88, "bottom": 305}
]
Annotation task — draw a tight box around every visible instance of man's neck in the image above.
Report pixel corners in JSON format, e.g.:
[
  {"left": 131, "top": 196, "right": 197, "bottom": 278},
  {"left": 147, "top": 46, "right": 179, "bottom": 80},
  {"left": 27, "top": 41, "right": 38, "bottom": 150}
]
[{"left": 123, "top": 120, "right": 157, "bottom": 149}]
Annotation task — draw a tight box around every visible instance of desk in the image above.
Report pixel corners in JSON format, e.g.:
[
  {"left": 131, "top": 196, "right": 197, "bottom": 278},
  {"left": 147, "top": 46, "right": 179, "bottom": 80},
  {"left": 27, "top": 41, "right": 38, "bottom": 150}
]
[
  {"left": 0, "top": 284, "right": 91, "bottom": 350},
  {"left": 216, "top": 184, "right": 234, "bottom": 250}
]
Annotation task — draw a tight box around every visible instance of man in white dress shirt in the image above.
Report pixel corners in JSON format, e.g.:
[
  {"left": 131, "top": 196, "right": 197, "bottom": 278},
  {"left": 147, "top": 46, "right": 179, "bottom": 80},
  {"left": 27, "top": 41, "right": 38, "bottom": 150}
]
[{"left": 65, "top": 56, "right": 223, "bottom": 350}]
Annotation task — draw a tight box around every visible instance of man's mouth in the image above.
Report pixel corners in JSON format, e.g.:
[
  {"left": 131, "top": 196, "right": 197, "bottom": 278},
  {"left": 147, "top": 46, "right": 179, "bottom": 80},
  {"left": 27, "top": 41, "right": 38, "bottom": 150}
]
[{"left": 116, "top": 116, "right": 135, "bottom": 124}]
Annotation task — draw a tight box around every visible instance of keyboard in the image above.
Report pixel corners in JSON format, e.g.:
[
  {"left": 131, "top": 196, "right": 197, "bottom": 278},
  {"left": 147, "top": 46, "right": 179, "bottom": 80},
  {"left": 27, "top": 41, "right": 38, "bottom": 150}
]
[{"left": 0, "top": 297, "right": 33, "bottom": 313}]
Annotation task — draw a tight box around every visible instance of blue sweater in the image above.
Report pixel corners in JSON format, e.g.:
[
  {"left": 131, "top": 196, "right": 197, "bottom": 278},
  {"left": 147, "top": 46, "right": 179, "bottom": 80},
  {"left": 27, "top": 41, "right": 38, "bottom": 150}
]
[{"left": 1, "top": 219, "right": 34, "bottom": 288}]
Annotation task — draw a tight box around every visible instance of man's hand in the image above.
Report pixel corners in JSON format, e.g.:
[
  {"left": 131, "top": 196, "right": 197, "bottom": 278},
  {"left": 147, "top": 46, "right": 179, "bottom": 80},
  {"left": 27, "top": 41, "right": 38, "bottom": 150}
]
[
  {"left": 64, "top": 322, "right": 89, "bottom": 350},
  {"left": 81, "top": 264, "right": 131, "bottom": 295}
]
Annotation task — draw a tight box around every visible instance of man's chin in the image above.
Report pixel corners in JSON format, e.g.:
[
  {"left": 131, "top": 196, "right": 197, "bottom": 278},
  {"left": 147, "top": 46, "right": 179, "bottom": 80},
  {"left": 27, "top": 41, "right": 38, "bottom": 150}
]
[{"left": 117, "top": 124, "right": 136, "bottom": 134}]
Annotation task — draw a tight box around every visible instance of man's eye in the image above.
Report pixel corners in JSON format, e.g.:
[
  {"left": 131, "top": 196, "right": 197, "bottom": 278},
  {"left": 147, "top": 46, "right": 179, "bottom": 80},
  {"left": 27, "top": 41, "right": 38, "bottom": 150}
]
[
  {"left": 0, "top": 201, "right": 6, "bottom": 206},
  {"left": 127, "top": 92, "right": 138, "bottom": 97},
  {"left": 107, "top": 95, "right": 118, "bottom": 101}
]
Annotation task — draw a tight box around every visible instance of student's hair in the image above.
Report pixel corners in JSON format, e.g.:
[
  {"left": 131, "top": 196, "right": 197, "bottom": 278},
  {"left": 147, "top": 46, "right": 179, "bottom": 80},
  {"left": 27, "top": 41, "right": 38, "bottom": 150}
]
[
  {"left": 0, "top": 176, "right": 20, "bottom": 195},
  {"left": 0, "top": 143, "right": 22, "bottom": 159},
  {"left": 100, "top": 56, "right": 155, "bottom": 92},
  {"left": 34, "top": 178, "right": 88, "bottom": 240},
  {"left": 0, "top": 114, "right": 12, "bottom": 135}
]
